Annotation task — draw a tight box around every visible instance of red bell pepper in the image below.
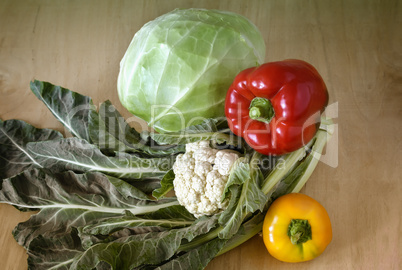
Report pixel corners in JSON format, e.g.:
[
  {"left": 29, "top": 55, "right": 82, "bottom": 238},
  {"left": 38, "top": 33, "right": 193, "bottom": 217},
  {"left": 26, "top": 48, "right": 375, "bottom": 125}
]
[{"left": 225, "top": 59, "right": 328, "bottom": 155}]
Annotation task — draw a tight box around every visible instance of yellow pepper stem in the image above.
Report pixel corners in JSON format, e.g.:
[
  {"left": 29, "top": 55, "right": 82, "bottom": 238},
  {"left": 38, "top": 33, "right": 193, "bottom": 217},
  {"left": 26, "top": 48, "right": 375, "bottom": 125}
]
[{"left": 287, "top": 219, "right": 312, "bottom": 245}]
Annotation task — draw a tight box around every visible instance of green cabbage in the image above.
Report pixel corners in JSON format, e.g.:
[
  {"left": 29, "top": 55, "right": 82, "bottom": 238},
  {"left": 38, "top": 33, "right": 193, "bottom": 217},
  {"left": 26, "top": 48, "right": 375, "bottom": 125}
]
[{"left": 117, "top": 8, "right": 265, "bottom": 133}]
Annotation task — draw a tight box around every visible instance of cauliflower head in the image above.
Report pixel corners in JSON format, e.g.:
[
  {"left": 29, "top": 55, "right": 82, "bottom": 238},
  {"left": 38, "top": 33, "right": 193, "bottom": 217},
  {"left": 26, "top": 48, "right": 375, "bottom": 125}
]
[{"left": 173, "top": 140, "right": 240, "bottom": 218}]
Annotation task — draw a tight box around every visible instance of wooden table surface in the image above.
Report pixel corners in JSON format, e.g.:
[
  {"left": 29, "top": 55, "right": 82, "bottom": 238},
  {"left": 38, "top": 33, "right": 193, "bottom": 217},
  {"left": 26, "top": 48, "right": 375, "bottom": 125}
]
[{"left": 1, "top": 1, "right": 401, "bottom": 269}]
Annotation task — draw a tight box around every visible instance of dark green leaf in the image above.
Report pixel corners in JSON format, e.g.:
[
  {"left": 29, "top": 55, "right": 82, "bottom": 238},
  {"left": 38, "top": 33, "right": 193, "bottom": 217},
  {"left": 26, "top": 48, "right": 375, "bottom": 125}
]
[
  {"left": 26, "top": 138, "right": 174, "bottom": 179},
  {"left": 30, "top": 80, "right": 96, "bottom": 142},
  {"left": 0, "top": 169, "right": 177, "bottom": 213},
  {"left": 217, "top": 212, "right": 265, "bottom": 256},
  {"left": 129, "top": 178, "right": 163, "bottom": 194},
  {"left": 79, "top": 208, "right": 194, "bottom": 237},
  {"left": 155, "top": 237, "right": 228, "bottom": 270},
  {"left": 14, "top": 208, "right": 120, "bottom": 249},
  {"left": 218, "top": 158, "right": 268, "bottom": 239},
  {"left": 27, "top": 228, "right": 85, "bottom": 270},
  {"left": 141, "top": 205, "right": 195, "bottom": 221},
  {"left": 0, "top": 119, "right": 62, "bottom": 179},
  {"left": 1, "top": 169, "right": 179, "bottom": 248},
  {"left": 145, "top": 118, "right": 240, "bottom": 146},
  {"left": 89, "top": 101, "right": 184, "bottom": 157},
  {"left": 70, "top": 215, "right": 219, "bottom": 270},
  {"left": 78, "top": 205, "right": 196, "bottom": 250},
  {"left": 152, "top": 169, "right": 175, "bottom": 199}
]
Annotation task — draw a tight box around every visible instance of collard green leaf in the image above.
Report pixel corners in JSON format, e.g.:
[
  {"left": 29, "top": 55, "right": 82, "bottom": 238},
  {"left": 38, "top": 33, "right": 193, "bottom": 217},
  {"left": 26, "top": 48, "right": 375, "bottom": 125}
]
[
  {"left": 1, "top": 169, "right": 179, "bottom": 248},
  {"left": 27, "top": 228, "right": 85, "bottom": 270},
  {"left": 30, "top": 80, "right": 96, "bottom": 142},
  {"left": 31, "top": 80, "right": 184, "bottom": 157},
  {"left": 144, "top": 118, "right": 240, "bottom": 146},
  {"left": 0, "top": 119, "right": 62, "bottom": 179},
  {"left": 218, "top": 158, "right": 268, "bottom": 239},
  {"left": 26, "top": 137, "right": 173, "bottom": 179},
  {"left": 74, "top": 231, "right": 184, "bottom": 269},
  {"left": 152, "top": 169, "right": 175, "bottom": 199},
  {"left": 154, "top": 237, "right": 228, "bottom": 270},
  {"left": 221, "top": 158, "right": 249, "bottom": 196},
  {"left": 79, "top": 207, "right": 194, "bottom": 237},
  {"left": 141, "top": 204, "right": 195, "bottom": 221},
  {"left": 13, "top": 208, "right": 120, "bottom": 249},
  {"left": 89, "top": 100, "right": 184, "bottom": 157},
  {"left": 70, "top": 215, "right": 219, "bottom": 270},
  {"left": 78, "top": 205, "right": 196, "bottom": 250},
  {"left": 217, "top": 212, "right": 265, "bottom": 257},
  {"left": 0, "top": 169, "right": 177, "bottom": 213},
  {"left": 129, "top": 178, "right": 163, "bottom": 194}
]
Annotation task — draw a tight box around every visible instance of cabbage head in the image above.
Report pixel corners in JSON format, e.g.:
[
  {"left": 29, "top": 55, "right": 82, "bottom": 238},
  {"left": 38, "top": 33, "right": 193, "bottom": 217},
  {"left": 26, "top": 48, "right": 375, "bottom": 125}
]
[{"left": 118, "top": 8, "right": 265, "bottom": 133}]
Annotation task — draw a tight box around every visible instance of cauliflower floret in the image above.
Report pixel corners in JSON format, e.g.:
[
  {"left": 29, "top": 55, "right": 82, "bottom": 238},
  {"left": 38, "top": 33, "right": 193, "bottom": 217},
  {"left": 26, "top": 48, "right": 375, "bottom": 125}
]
[
  {"left": 194, "top": 147, "right": 218, "bottom": 163},
  {"left": 214, "top": 150, "right": 240, "bottom": 176},
  {"left": 194, "top": 161, "right": 213, "bottom": 178},
  {"left": 185, "top": 140, "right": 210, "bottom": 153},
  {"left": 205, "top": 170, "right": 228, "bottom": 207},
  {"left": 173, "top": 140, "right": 240, "bottom": 218}
]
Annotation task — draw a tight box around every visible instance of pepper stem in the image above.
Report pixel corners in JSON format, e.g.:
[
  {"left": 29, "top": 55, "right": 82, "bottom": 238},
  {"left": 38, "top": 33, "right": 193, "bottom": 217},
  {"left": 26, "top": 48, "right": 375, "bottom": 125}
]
[
  {"left": 249, "top": 97, "right": 275, "bottom": 123},
  {"left": 287, "top": 219, "right": 312, "bottom": 245}
]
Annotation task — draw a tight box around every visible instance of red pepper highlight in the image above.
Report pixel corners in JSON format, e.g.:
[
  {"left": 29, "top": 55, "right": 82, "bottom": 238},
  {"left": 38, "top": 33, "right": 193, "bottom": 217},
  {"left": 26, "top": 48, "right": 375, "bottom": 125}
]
[{"left": 225, "top": 59, "right": 328, "bottom": 156}]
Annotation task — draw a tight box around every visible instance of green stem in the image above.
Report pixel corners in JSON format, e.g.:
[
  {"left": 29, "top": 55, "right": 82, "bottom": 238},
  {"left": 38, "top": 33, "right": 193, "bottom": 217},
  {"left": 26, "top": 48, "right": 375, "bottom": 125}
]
[
  {"left": 177, "top": 227, "right": 223, "bottom": 252},
  {"left": 291, "top": 121, "right": 334, "bottom": 193},
  {"left": 287, "top": 219, "right": 312, "bottom": 245},
  {"left": 261, "top": 145, "right": 308, "bottom": 194},
  {"left": 216, "top": 220, "right": 264, "bottom": 256},
  {"left": 249, "top": 97, "right": 275, "bottom": 123}
]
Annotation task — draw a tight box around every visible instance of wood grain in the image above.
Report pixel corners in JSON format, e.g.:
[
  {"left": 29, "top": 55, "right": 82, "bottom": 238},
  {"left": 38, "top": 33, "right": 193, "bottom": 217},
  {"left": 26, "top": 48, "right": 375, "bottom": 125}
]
[{"left": 1, "top": 0, "right": 401, "bottom": 269}]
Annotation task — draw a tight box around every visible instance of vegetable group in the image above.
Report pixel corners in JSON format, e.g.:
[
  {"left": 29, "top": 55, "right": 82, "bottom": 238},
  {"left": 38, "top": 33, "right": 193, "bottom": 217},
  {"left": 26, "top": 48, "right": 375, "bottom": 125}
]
[
  {"left": 118, "top": 8, "right": 266, "bottom": 133},
  {"left": 225, "top": 59, "right": 329, "bottom": 155},
  {"left": 0, "top": 79, "right": 334, "bottom": 269},
  {"left": 262, "top": 193, "right": 332, "bottom": 263},
  {"left": 0, "top": 8, "right": 336, "bottom": 270}
]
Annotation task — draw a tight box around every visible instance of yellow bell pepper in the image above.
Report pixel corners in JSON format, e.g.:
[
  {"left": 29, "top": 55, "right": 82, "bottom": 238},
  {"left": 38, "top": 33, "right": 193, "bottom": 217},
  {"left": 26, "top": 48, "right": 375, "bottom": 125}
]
[{"left": 262, "top": 193, "right": 332, "bottom": 263}]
